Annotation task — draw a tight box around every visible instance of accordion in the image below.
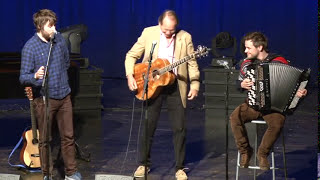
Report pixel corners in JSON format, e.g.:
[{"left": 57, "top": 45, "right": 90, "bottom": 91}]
[{"left": 246, "top": 63, "right": 310, "bottom": 113}]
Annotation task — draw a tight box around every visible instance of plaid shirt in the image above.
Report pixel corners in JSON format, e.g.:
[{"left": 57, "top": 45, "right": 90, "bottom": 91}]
[{"left": 20, "top": 33, "right": 71, "bottom": 99}]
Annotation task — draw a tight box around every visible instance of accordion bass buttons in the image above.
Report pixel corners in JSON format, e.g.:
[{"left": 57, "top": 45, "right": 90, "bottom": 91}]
[{"left": 258, "top": 81, "right": 264, "bottom": 92}]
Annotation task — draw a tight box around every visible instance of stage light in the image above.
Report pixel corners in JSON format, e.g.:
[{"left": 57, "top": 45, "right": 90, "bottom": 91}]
[
  {"left": 211, "top": 32, "right": 237, "bottom": 68},
  {"left": 95, "top": 174, "right": 133, "bottom": 180},
  {"left": 59, "top": 24, "right": 88, "bottom": 54}
]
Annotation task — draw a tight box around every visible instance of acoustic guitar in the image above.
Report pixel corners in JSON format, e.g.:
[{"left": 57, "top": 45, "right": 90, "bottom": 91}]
[
  {"left": 134, "top": 45, "right": 210, "bottom": 100},
  {"left": 20, "top": 87, "right": 41, "bottom": 168}
]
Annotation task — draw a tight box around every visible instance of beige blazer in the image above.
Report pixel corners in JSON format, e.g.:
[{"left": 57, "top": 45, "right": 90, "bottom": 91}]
[{"left": 125, "top": 25, "right": 200, "bottom": 107}]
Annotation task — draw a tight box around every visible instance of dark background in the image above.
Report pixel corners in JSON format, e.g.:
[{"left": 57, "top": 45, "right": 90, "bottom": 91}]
[{"left": 0, "top": 0, "right": 317, "bottom": 84}]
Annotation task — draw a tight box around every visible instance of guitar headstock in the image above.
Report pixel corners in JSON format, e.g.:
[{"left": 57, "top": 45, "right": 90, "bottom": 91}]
[
  {"left": 24, "top": 87, "right": 33, "bottom": 101},
  {"left": 195, "top": 45, "right": 210, "bottom": 58}
]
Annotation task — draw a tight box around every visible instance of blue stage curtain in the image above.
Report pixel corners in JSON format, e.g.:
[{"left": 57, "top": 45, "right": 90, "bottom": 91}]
[{"left": 0, "top": 0, "right": 317, "bottom": 84}]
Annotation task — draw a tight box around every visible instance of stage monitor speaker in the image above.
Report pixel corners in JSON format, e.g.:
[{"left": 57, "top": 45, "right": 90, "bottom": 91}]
[
  {"left": 95, "top": 174, "right": 133, "bottom": 180},
  {"left": 0, "top": 173, "right": 21, "bottom": 180}
]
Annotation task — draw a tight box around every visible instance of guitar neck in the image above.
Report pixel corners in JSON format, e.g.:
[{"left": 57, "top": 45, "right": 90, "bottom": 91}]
[
  {"left": 158, "top": 53, "right": 197, "bottom": 75},
  {"left": 29, "top": 100, "right": 38, "bottom": 140}
]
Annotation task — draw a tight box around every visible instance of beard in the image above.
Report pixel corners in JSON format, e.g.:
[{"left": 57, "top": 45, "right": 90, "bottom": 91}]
[
  {"left": 246, "top": 53, "right": 258, "bottom": 60},
  {"left": 40, "top": 29, "right": 52, "bottom": 41}
]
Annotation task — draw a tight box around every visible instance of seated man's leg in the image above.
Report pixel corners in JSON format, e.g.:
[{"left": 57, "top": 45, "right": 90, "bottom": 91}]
[
  {"left": 258, "top": 112, "right": 285, "bottom": 170},
  {"left": 230, "top": 103, "right": 260, "bottom": 153},
  {"left": 230, "top": 103, "right": 260, "bottom": 167}
]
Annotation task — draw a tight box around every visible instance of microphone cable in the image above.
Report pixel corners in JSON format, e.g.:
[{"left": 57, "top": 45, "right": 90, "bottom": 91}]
[
  {"left": 119, "top": 95, "right": 145, "bottom": 177},
  {"left": 119, "top": 96, "right": 136, "bottom": 174}
]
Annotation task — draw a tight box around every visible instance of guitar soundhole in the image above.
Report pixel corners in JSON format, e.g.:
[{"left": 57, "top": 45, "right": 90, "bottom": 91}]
[
  {"left": 32, "top": 138, "right": 39, "bottom": 144},
  {"left": 152, "top": 70, "right": 160, "bottom": 80}
]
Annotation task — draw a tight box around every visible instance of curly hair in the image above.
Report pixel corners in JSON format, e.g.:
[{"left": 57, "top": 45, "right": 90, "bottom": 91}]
[{"left": 33, "top": 9, "right": 57, "bottom": 32}]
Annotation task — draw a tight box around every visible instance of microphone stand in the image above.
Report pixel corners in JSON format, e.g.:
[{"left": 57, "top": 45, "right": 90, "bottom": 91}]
[
  {"left": 140, "top": 48, "right": 155, "bottom": 180},
  {"left": 223, "top": 64, "right": 232, "bottom": 180},
  {"left": 41, "top": 39, "right": 54, "bottom": 179}
]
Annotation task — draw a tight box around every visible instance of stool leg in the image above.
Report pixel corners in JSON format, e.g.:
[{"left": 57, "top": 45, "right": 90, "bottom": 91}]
[
  {"left": 254, "top": 124, "right": 258, "bottom": 180},
  {"left": 271, "top": 150, "right": 275, "bottom": 180},
  {"left": 282, "top": 132, "right": 288, "bottom": 180},
  {"left": 236, "top": 151, "right": 240, "bottom": 180}
]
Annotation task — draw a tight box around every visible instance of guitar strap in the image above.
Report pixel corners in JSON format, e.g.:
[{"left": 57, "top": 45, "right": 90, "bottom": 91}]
[{"left": 8, "top": 126, "right": 41, "bottom": 172}]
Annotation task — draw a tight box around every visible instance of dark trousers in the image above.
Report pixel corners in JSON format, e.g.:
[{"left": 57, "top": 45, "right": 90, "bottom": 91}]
[
  {"left": 230, "top": 103, "right": 285, "bottom": 156},
  {"left": 33, "top": 95, "right": 77, "bottom": 176},
  {"left": 139, "top": 81, "right": 186, "bottom": 171}
]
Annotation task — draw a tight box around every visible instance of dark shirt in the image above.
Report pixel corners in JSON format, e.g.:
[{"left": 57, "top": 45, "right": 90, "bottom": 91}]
[{"left": 20, "top": 33, "right": 70, "bottom": 99}]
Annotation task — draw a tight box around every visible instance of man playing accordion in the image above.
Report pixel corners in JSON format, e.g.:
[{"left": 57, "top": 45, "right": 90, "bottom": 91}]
[{"left": 230, "top": 32, "right": 307, "bottom": 170}]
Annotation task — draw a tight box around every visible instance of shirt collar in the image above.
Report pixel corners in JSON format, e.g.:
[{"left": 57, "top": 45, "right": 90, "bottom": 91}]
[
  {"left": 34, "top": 32, "right": 56, "bottom": 44},
  {"left": 160, "top": 30, "right": 176, "bottom": 40}
]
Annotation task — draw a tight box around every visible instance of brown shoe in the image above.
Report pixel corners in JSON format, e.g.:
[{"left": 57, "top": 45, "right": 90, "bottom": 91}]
[
  {"left": 134, "top": 165, "right": 150, "bottom": 177},
  {"left": 258, "top": 155, "right": 270, "bottom": 170},
  {"left": 175, "top": 169, "right": 188, "bottom": 180},
  {"left": 240, "top": 148, "right": 253, "bottom": 168}
]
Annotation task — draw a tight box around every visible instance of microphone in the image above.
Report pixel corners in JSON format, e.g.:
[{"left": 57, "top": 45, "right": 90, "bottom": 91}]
[
  {"left": 50, "top": 30, "right": 57, "bottom": 41},
  {"left": 150, "top": 41, "right": 157, "bottom": 57}
]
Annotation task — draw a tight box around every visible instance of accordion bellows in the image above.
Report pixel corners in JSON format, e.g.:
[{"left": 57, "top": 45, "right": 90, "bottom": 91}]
[{"left": 246, "top": 63, "right": 310, "bottom": 113}]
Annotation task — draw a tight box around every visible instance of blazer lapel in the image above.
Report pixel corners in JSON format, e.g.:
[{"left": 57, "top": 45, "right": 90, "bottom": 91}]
[{"left": 174, "top": 35, "right": 182, "bottom": 62}]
